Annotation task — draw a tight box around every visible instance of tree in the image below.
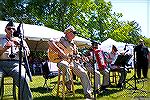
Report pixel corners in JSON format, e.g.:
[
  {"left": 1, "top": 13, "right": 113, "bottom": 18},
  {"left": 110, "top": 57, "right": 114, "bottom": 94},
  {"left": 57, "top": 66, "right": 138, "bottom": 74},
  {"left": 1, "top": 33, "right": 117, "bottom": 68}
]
[
  {"left": 0, "top": 0, "right": 145, "bottom": 45},
  {"left": 107, "top": 20, "right": 142, "bottom": 44}
]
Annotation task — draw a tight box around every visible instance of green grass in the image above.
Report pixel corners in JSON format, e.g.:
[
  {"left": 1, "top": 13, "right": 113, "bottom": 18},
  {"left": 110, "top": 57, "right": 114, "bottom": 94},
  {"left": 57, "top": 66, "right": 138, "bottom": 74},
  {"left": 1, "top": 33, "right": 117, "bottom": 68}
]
[{"left": 2, "top": 68, "right": 150, "bottom": 100}]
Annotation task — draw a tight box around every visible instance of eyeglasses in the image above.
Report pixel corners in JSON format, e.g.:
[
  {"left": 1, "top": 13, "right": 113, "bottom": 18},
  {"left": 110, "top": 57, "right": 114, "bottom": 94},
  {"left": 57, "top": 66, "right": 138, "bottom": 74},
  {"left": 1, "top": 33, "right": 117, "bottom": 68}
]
[
  {"left": 65, "top": 29, "right": 79, "bottom": 35},
  {"left": 7, "top": 28, "right": 15, "bottom": 31}
]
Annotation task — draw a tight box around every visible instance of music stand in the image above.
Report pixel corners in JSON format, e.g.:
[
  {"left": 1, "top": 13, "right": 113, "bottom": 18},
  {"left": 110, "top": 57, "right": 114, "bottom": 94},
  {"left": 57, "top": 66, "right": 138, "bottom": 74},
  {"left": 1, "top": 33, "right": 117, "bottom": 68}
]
[
  {"left": 124, "top": 49, "right": 148, "bottom": 94},
  {"left": 15, "top": 23, "right": 32, "bottom": 100},
  {"left": 113, "top": 54, "right": 132, "bottom": 88},
  {"left": 114, "top": 54, "right": 132, "bottom": 67}
]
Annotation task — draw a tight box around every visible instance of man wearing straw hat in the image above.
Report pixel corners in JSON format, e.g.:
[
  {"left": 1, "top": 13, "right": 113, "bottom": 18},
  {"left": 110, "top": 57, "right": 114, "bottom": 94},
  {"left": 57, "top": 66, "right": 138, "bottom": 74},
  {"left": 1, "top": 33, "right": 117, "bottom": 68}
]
[{"left": 48, "top": 25, "right": 93, "bottom": 99}]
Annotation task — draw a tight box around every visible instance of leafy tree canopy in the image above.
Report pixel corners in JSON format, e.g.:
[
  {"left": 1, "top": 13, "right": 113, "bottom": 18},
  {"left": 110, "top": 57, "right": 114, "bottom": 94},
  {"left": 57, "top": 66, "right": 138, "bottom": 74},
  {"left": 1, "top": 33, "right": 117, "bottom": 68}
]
[{"left": 0, "top": 0, "right": 149, "bottom": 47}]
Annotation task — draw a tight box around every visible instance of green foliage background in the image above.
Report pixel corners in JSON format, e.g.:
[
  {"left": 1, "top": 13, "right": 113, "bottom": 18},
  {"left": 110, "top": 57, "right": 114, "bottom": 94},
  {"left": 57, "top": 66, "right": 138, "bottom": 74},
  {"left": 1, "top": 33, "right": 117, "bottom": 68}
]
[{"left": 0, "top": 0, "right": 150, "bottom": 46}]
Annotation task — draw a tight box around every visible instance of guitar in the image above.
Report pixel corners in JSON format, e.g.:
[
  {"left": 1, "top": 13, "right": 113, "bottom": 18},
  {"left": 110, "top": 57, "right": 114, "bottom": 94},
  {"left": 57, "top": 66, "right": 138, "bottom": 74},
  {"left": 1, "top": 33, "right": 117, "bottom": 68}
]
[{"left": 48, "top": 41, "right": 73, "bottom": 63}]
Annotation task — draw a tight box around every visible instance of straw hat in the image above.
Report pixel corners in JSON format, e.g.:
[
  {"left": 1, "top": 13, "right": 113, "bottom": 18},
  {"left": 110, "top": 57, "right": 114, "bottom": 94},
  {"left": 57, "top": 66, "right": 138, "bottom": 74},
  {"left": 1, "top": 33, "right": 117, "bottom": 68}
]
[{"left": 64, "top": 25, "right": 76, "bottom": 34}]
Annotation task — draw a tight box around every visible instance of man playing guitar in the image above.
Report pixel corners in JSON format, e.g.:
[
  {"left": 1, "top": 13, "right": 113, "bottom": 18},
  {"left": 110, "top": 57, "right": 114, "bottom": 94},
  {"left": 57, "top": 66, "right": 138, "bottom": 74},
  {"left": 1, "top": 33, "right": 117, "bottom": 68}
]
[
  {"left": 48, "top": 25, "right": 75, "bottom": 90},
  {"left": 48, "top": 25, "right": 93, "bottom": 99}
]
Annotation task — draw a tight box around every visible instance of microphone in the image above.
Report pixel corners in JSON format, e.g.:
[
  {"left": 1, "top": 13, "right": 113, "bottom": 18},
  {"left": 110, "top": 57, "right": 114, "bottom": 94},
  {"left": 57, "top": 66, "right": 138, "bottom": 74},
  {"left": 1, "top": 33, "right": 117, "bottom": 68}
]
[
  {"left": 73, "top": 31, "right": 80, "bottom": 35},
  {"left": 91, "top": 40, "right": 101, "bottom": 45},
  {"left": 13, "top": 22, "right": 22, "bottom": 37},
  {"left": 124, "top": 44, "right": 127, "bottom": 50},
  {"left": 124, "top": 49, "right": 129, "bottom": 54}
]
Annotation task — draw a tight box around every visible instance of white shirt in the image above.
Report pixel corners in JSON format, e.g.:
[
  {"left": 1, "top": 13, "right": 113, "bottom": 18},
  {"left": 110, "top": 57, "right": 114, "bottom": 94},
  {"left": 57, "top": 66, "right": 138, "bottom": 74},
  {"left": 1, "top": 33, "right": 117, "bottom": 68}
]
[{"left": 0, "top": 35, "right": 30, "bottom": 60}]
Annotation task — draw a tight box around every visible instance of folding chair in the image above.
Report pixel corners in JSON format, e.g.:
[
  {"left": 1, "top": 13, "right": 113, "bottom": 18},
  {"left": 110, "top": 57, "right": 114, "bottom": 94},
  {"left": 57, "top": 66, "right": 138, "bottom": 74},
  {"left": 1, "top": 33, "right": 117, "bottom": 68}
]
[
  {"left": 109, "top": 68, "right": 120, "bottom": 84},
  {"left": 0, "top": 72, "right": 16, "bottom": 100},
  {"left": 42, "top": 61, "right": 58, "bottom": 91}
]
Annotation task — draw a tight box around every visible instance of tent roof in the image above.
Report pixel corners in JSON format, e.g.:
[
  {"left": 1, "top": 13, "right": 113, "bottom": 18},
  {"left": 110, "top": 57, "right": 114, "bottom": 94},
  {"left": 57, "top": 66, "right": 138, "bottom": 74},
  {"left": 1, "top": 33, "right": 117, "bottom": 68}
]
[
  {"left": 100, "top": 38, "right": 119, "bottom": 52},
  {"left": 0, "top": 20, "right": 64, "bottom": 40},
  {"left": 101, "top": 38, "right": 118, "bottom": 46},
  {"left": 100, "top": 38, "right": 134, "bottom": 54},
  {"left": 0, "top": 20, "right": 91, "bottom": 51}
]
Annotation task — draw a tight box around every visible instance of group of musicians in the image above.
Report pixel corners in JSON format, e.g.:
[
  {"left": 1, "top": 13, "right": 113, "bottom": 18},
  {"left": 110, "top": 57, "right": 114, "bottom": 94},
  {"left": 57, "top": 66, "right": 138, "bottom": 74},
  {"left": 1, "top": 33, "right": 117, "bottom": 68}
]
[
  {"left": 0, "top": 21, "right": 149, "bottom": 100},
  {"left": 48, "top": 25, "right": 132, "bottom": 99}
]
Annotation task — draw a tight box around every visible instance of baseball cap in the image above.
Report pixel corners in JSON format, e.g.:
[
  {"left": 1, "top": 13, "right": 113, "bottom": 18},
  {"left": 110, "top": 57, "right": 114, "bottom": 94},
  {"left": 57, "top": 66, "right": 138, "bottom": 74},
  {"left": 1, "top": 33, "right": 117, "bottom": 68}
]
[
  {"left": 6, "top": 20, "right": 15, "bottom": 28},
  {"left": 64, "top": 25, "right": 76, "bottom": 34}
]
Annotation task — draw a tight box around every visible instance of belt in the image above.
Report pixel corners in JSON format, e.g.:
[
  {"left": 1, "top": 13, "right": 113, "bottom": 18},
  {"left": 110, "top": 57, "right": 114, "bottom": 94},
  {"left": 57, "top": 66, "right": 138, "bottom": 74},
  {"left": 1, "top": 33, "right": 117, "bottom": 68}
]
[{"left": 0, "top": 59, "right": 19, "bottom": 61}]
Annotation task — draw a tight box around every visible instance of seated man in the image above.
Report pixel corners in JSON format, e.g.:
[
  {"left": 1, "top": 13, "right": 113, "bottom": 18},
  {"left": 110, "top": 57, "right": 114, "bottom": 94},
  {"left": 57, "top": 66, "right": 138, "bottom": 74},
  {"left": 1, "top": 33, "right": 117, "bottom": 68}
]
[
  {"left": 48, "top": 25, "right": 93, "bottom": 99},
  {"left": 0, "top": 20, "right": 32, "bottom": 100},
  {"left": 91, "top": 42, "right": 110, "bottom": 91}
]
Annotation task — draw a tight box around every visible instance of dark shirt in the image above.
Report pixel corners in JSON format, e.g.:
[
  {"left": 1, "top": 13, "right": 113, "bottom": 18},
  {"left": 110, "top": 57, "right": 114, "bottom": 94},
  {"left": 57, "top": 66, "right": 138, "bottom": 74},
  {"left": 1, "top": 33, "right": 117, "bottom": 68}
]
[{"left": 134, "top": 44, "right": 149, "bottom": 61}]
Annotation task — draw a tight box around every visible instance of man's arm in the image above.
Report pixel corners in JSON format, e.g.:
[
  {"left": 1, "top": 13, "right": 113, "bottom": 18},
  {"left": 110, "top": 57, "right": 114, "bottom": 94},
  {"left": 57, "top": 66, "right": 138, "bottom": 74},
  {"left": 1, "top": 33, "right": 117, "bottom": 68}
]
[
  {"left": 0, "top": 41, "right": 11, "bottom": 56},
  {"left": 0, "top": 46, "right": 7, "bottom": 56},
  {"left": 48, "top": 40, "right": 66, "bottom": 57}
]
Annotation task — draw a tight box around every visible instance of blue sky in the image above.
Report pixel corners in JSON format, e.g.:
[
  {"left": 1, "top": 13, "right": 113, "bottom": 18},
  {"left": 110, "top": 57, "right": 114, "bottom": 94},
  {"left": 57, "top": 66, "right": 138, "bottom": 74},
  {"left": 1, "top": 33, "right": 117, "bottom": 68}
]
[{"left": 105, "top": 0, "right": 150, "bottom": 38}]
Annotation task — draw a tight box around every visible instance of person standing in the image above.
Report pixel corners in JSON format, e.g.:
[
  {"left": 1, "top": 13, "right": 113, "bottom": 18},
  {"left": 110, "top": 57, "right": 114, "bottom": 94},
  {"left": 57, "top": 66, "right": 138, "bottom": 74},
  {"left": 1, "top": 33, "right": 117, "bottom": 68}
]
[
  {"left": 0, "top": 20, "right": 32, "bottom": 100},
  {"left": 134, "top": 39, "right": 149, "bottom": 79}
]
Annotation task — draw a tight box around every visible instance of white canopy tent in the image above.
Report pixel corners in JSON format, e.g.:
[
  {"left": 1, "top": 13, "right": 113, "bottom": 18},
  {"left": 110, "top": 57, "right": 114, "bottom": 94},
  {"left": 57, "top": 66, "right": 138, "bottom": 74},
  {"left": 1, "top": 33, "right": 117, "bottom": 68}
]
[
  {"left": 0, "top": 20, "right": 91, "bottom": 51},
  {"left": 100, "top": 38, "right": 135, "bottom": 68},
  {"left": 0, "top": 20, "right": 92, "bottom": 72},
  {"left": 100, "top": 38, "right": 119, "bottom": 52},
  {"left": 100, "top": 38, "right": 134, "bottom": 54}
]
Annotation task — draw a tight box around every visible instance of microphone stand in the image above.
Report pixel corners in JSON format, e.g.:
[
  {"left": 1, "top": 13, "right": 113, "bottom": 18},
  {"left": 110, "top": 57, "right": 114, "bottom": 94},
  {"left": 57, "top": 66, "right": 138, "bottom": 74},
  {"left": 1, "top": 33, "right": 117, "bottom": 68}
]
[
  {"left": 18, "top": 31, "right": 23, "bottom": 100},
  {"left": 84, "top": 38, "right": 100, "bottom": 100},
  {"left": 16, "top": 23, "right": 32, "bottom": 100},
  {"left": 92, "top": 47, "right": 96, "bottom": 100},
  {"left": 91, "top": 41, "right": 99, "bottom": 100}
]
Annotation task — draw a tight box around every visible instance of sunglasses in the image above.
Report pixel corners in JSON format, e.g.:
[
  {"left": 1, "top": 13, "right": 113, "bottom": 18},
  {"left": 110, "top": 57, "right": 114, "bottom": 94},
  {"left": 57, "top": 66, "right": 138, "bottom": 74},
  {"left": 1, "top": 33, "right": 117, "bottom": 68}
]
[{"left": 7, "top": 28, "right": 15, "bottom": 31}]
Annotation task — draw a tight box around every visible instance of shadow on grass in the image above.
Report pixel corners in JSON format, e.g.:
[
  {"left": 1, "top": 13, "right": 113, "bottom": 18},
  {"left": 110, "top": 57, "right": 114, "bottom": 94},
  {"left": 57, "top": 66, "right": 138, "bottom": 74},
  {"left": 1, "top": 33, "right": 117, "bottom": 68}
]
[
  {"left": 74, "top": 81, "right": 82, "bottom": 85},
  {"left": 31, "top": 87, "right": 54, "bottom": 93},
  {"left": 97, "top": 88, "right": 123, "bottom": 97},
  {"left": 31, "top": 88, "right": 85, "bottom": 100},
  {"left": 75, "top": 89, "right": 84, "bottom": 94},
  {"left": 33, "top": 95, "right": 85, "bottom": 100},
  {"left": 33, "top": 95, "right": 61, "bottom": 100},
  {"left": 66, "top": 96, "right": 85, "bottom": 100}
]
